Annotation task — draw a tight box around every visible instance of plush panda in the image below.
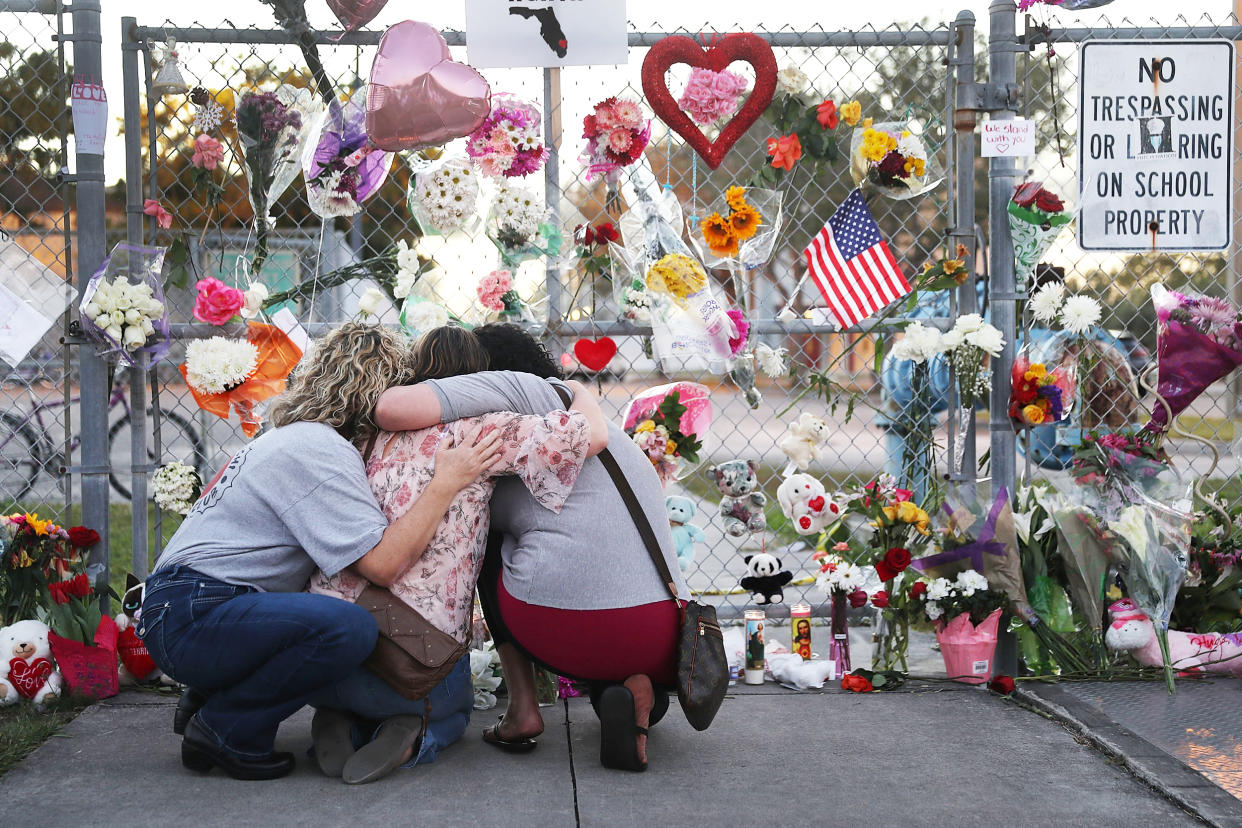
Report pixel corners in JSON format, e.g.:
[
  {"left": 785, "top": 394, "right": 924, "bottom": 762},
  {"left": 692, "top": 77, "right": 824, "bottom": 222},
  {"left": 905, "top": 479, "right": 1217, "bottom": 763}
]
[{"left": 740, "top": 553, "right": 793, "bottom": 605}]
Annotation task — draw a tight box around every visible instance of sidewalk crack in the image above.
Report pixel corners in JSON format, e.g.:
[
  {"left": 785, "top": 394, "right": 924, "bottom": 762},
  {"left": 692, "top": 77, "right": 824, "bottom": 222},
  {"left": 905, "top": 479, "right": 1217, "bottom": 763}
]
[{"left": 564, "top": 698, "right": 581, "bottom": 827}]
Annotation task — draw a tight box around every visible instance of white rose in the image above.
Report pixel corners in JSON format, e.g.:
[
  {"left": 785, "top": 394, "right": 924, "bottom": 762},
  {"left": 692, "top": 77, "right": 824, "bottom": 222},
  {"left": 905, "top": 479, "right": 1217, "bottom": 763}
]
[
  {"left": 141, "top": 319, "right": 155, "bottom": 336},
  {"left": 776, "top": 65, "right": 809, "bottom": 95},
  {"left": 241, "top": 283, "right": 269, "bottom": 319},
  {"left": 145, "top": 299, "right": 165, "bottom": 317},
  {"left": 925, "top": 601, "right": 944, "bottom": 621},
  {"left": 104, "top": 324, "right": 123, "bottom": 342},
  {"left": 94, "top": 293, "right": 114, "bottom": 313},
  {"left": 109, "top": 310, "right": 126, "bottom": 328},
  {"left": 358, "top": 288, "right": 386, "bottom": 318},
  {"left": 124, "top": 309, "right": 143, "bottom": 326},
  {"left": 82, "top": 302, "right": 100, "bottom": 320},
  {"left": 122, "top": 325, "right": 147, "bottom": 351}
]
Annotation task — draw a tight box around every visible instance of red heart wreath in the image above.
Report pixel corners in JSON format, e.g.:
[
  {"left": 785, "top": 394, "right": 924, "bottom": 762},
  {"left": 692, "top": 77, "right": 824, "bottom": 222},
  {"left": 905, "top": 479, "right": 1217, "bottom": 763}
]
[
  {"left": 573, "top": 337, "right": 618, "bottom": 372},
  {"left": 641, "top": 33, "right": 777, "bottom": 170}
]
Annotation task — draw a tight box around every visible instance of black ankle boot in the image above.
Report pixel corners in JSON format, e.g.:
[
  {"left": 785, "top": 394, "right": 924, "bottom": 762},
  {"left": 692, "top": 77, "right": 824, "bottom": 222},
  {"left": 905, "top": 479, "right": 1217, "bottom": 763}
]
[
  {"left": 173, "top": 687, "right": 208, "bottom": 736},
  {"left": 181, "top": 716, "right": 295, "bottom": 781}
]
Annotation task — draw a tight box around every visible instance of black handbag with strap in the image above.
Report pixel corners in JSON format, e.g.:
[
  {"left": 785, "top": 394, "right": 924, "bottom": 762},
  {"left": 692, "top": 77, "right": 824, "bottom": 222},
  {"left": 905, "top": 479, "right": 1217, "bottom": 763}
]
[{"left": 580, "top": 415, "right": 728, "bottom": 730}]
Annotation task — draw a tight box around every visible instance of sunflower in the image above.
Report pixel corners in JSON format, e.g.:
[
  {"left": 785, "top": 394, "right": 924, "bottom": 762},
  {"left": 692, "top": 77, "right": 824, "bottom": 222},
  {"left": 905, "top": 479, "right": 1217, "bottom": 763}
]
[
  {"left": 725, "top": 186, "right": 748, "bottom": 212},
  {"left": 728, "top": 203, "right": 762, "bottom": 241},
  {"left": 701, "top": 212, "right": 737, "bottom": 255}
]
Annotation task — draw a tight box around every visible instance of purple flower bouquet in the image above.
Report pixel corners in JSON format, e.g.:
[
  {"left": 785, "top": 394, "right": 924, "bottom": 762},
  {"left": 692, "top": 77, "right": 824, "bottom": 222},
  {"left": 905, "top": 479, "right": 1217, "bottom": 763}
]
[
  {"left": 303, "top": 88, "right": 393, "bottom": 218},
  {"left": 465, "top": 95, "right": 547, "bottom": 178}
]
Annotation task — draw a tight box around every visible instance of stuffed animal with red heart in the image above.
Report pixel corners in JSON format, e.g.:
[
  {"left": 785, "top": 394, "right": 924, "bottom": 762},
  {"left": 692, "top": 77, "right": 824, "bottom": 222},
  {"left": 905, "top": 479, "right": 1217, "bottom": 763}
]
[
  {"left": 1, "top": 619, "right": 63, "bottom": 707},
  {"left": 573, "top": 337, "right": 617, "bottom": 372},
  {"left": 641, "top": 33, "right": 777, "bottom": 169}
]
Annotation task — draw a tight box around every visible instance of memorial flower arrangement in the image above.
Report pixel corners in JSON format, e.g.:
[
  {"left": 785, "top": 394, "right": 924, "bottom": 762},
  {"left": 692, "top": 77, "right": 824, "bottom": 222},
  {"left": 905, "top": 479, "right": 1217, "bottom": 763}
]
[
  {"left": 581, "top": 96, "right": 650, "bottom": 182},
  {"left": 184, "top": 337, "right": 260, "bottom": 396},
  {"left": 476, "top": 269, "right": 529, "bottom": 323},
  {"left": 812, "top": 544, "right": 865, "bottom": 674},
  {"left": 412, "top": 160, "right": 480, "bottom": 235},
  {"left": 906, "top": 570, "right": 1007, "bottom": 625},
  {"left": 263, "top": 239, "right": 430, "bottom": 309},
  {"left": 180, "top": 323, "right": 301, "bottom": 438},
  {"left": 941, "top": 314, "right": 1005, "bottom": 472},
  {"left": 752, "top": 65, "right": 845, "bottom": 187},
  {"left": 489, "top": 181, "right": 561, "bottom": 267},
  {"left": 701, "top": 186, "right": 764, "bottom": 258},
  {"left": 850, "top": 122, "right": 932, "bottom": 197},
  {"left": 1008, "top": 181, "right": 1072, "bottom": 290},
  {"left": 192, "top": 277, "right": 245, "bottom": 325},
  {"left": 466, "top": 95, "right": 547, "bottom": 178},
  {"left": 152, "top": 461, "right": 204, "bottom": 516},
  {"left": 80, "top": 277, "right": 165, "bottom": 353},
  {"left": 235, "top": 89, "right": 309, "bottom": 274},
  {"left": 623, "top": 387, "right": 707, "bottom": 485},
  {"left": 573, "top": 221, "right": 620, "bottom": 279},
  {"left": 1, "top": 513, "right": 73, "bottom": 624},
  {"left": 304, "top": 91, "right": 392, "bottom": 219},
  {"left": 677, "top": 67, "right": 748, "bottom": 126}
]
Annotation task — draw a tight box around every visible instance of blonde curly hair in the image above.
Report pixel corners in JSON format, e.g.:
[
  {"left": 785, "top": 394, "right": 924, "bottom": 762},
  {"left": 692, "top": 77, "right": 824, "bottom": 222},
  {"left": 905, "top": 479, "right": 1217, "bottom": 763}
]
[{"left": 269, "top": 322, "right": 413, "bottom": 445}]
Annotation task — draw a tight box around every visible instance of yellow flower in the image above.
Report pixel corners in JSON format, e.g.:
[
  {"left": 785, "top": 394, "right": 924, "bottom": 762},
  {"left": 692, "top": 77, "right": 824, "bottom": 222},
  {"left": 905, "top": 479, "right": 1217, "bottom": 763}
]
[
  {"left": 840, "top": 100, "right": 862, "bottom": 127},
  {"left": 862, "top": 117, "right": 873, "bottom": 127},
  {"left": 942, "top": 259, "right": 964, "bottom": 277},
  {"left": 646, "top": 254, "right": 707, "bottom": 301},
  {"left": 881, "top": 505, "right": 897, "bottom": 523},
  {"left": 1022, "top": 404, "right": 1047, "bottom": 425},
  {"left": 922, "top": 262, "right": 934, "bottom": 275},
  {"left": 665, "top": 439, "right": 678, "bottom": 456},
  {"left": 15, "top": 550, "right": 34, "bottom": 568},
  {"left": 25, "top": 513, "right": 52, "bottom": 536},
  {"left": 725, "top": 186, "right": 748, "bottom": 212},
  {"left": 729, "top": 204, "right": 762, "bottom": 241},
  {"left": 701, "top": 212, "right": 737, "bottom": 256},
  {"left": 859, "top": 128, "right": 893, "bottom": 163},
  {"left": 904, "top": 156, "right": 926, "bottom": 178},
  {"left": 1024, "top": 363, "right": 1047, "bottom": 382},
  {"left": 634, "top": 419, "right": 655, "bottom": 433}
]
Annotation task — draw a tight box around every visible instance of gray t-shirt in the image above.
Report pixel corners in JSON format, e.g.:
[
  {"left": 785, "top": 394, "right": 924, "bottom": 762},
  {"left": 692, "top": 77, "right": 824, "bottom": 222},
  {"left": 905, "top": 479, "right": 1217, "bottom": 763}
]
[
  {"left": 427, "top": 371, "right": 689, "bottom": 610},
  {"left": 154, "top": 421, "right": 388, "bottom": 593}
]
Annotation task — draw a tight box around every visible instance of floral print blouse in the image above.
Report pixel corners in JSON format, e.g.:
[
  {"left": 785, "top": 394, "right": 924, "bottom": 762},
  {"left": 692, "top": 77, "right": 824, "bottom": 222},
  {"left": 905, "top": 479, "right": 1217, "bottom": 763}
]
[{"left": 308, "top": 409, "right": 589, "bottom": 643}]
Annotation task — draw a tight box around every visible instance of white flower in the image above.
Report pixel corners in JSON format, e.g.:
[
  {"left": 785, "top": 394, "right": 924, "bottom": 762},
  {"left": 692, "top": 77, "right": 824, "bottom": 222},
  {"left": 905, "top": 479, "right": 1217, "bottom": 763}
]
[
  {"left": 240, "top": 283, "right": 269, "bottom": 319},
  {"left": 395, "top": 239, "right": 421, "bottom": 276},
  {"left": 778, "top": 307, "right": 797, "bottom": 325},
  {"left": 897, "top": 132, "right": 927, "bottom": 161},
  {"left": 1060, "top": 294, "right": 1102, "bottom": 335},
  {"left": 965, "top": 323, "right": 1005, "bottom": 357},
  {"left": 891, "top": 321, "right": 944, "bottom": 363},
  {"left": 940, "top": 328, "right": 965, "bottom": 351},
  {"left": 832, "top": 563, "right": 864, "bottom": 593},
  {"left": 1108, "top": 505, "right": 1150, "bottom": 557},
  {"left": 84, "top": 276, "right": 163, "bottom": 349},
  {"left": 755, "top": 343, "right": 789, "bottom": 378},
  {"left": 925, "top": 601, "right": 944, "bottom": 621},
  {"left": 184, "top": 337, "right": 259, "bottom": 395},
  {"left": 122, "top": 325, "right": 147, "bottom": 351},
  {"left": 926, "top": 577, "right": 953, "bottom": 601},
  {"left": 954, "top": 313, "right": 985, "bottom": 334},
  {"left": 955, "top": 569, "right": 989, "bottom": 596},
  {"left": 491, "top": 181, "right": 543, "bottom": 244},
  {"left": 307, "top": 170, "right": 360, "bottom": 218},
  {"left": 470, "top": 645, "right": 502, "bottom": 710},
  {"left": 152, "top": 461, "right": 202, "bottom": 515},
  {"left": 1029, "top": 282, "right": 1065, "bottom": 324},
  {"left": 393, "top": 267, "right": 419, "bottom": 301},
  {"left": 776, "top": 65, "right": 809, "bottom": 95},
  {"left": 358, "top": 288, "right": 386, "bottom": 318},
  {"left": 417, "top": 162, "right": 479, "bottom": 234},
  {"left": 402, "top": 299, "right": 450, "bottom": 334}
]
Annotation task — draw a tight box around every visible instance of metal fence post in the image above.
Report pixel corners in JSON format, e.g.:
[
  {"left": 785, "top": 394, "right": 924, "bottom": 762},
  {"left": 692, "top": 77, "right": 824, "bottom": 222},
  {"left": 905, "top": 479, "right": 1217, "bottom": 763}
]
[
  {"left": 952, "top": 10, "right": 979, "bottom": 488},
  {"left": 988, "top": 1, "right": 1020, "bottom": 502},
  {"left": 70, "top": 0, "right": 111, "bottom": 597}
]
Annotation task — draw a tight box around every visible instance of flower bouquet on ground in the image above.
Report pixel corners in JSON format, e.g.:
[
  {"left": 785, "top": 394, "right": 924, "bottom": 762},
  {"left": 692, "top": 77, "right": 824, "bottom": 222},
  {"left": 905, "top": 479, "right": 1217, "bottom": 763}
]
[
  {"left": 812, "top": 545, "right": 866, "bottom": 676},
  {"left": 1145, "top": 283, "right": 1242, "bottom": 435},
  {"left": 621, "top": 382, "right": 711, "bottom": 486},
  {"left": 1173, "top": 493, "right": 1242, "bottom": 633},
  {"left": 580, "top": 96, "right": 649, "bottom": 183},
  {"left": 907, "top": 569, "right": 1008, "bottom": 683},
  {"left": 488, "top": 180, "right": 562, "bottom": 268},
  {"left": 1, "top": 513, "right": 93, "bottom": 625},
  {"left": 1008, "top": 181, "right": 1072, "bottom": 291},
  {"left": 78, "top": 243, "right": 170, "bottom": 367},
  {"left": 180, "top": 322, "right": 302, "bottom": 437},
  {"left": 235, "top": 88, "right": 317, "bottom": 274},
  {"left": 409, "top": 159, "right": 481, "bottom": 236},
  {"left": 691, "top": 186, "right": 783, "bottom": 271},
  {"left": 302, "top": 88, "right": 392, "bottom": 218},
  {"left": 466, "top": 95, "right": 547, "bottom": 179},
  {"left": 849, "top": 122, "right": 941, "bottom": 200},
  {"left": 42, "top": 588, "right": 119, "bottom": 701}
]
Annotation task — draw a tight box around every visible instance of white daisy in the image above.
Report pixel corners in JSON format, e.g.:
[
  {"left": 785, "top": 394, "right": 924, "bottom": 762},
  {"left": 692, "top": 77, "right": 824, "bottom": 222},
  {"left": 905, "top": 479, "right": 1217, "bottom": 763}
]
[
  {"left": 755, "top": 343, "right": 789, "bottom": 378},
  {"left": 1060, "top": 294, "right": 1102, "bottom": 335},
  {"left": 1029, "top": 282, "right": 1065, "bottom": 324}
]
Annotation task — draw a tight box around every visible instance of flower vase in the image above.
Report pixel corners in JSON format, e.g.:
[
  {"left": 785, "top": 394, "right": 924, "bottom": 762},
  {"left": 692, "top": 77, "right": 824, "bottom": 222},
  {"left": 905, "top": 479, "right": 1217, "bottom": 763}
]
[
  {"left": 47, "top": 615, "right": 119, "bottom": 701},
  {"left": 935, "top": 608, "right": 1002, "bottom": 684},
  {"left": 829, "top": 593, "right": 851, "bottom": 675}
]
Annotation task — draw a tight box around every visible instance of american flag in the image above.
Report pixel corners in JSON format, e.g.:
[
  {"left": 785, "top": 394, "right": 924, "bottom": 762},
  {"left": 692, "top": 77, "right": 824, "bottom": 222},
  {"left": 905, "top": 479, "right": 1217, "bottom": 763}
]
[{"left": 803, "top": 189, "right": 911, "bottom": 329}]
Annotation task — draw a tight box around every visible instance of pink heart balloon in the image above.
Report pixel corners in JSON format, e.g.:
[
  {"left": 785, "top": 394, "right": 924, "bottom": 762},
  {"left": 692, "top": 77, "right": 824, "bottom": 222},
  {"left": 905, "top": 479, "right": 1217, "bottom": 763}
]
[
  {"left": 366, "top": 21, "right": 492, "bottom": 152},
  {"left": 326, "top": 0, "right": 388, "bottom": 35}
]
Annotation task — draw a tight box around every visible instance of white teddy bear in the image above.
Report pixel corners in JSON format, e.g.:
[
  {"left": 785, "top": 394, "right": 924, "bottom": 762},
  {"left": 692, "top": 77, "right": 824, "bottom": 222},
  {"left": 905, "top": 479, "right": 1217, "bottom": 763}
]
[
  {"left": 776, "top": 473, "right": 838, "bottom": 536},
  {"left": 1, "top": 619, "right": 63, "bottom": 710},
  {"left": 778, "top": 413, "right": 832, "bottom": 471}
]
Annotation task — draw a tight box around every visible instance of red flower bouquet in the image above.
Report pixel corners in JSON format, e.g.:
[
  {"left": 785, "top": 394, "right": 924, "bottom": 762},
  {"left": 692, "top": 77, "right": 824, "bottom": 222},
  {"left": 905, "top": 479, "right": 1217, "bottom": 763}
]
[
  {"left": 581, "top": 96, "right": 650, "bottom": 182},
  {"left": 1008, "top": 356, "right": 1074, "bottom": 429}
]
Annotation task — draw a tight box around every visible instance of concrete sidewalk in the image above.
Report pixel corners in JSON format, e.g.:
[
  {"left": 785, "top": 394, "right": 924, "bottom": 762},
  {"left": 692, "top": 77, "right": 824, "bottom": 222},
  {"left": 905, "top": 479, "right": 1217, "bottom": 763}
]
[{"left": 3, "top": 681, "right": 1211, "bottom": 827}]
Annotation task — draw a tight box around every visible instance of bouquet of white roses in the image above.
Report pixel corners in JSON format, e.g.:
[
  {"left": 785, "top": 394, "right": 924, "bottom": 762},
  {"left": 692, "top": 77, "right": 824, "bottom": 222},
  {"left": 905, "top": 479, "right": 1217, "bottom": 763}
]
[{"left": 152, "top": 461, "right": 203, "bottom": 515}]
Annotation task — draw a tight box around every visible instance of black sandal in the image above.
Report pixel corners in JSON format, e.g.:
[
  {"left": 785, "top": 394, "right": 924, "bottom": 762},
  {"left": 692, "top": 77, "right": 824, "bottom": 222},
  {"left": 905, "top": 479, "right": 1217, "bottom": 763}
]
[
  {"left": 598, "top": 685, "right": 648, "bottom": 772},
  {"left": 482, "top": 717, "right": 538, "bottom": 754}
]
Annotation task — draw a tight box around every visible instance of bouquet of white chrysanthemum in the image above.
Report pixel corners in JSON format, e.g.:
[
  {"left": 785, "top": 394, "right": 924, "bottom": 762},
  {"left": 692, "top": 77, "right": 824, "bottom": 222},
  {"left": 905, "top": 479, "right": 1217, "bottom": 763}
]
[
  {"left": 410, "top": 159, "right": 480, "bottom": 235},
  {"left": 152, "top": 461, "right": 203, "bottom": 515},
  {"left": 488, "top": 181, "right": 561, "bottom": 268},
  {"left": 184, "top": 337, "right": 260, "bottom": 395},
  {"left": 940, "top": 313, "right": 1005, "bottom": 473}
]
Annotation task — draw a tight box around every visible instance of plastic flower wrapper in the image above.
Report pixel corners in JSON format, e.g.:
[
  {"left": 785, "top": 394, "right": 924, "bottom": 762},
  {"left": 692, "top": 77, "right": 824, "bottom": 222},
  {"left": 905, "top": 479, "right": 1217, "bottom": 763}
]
[
  {"left": 236, "top": 87, "right": 320, "bottom": 273},
  {"left": 302, "top": 88, "right": 393, "bottom": 218},
  {"left": 848, "top": 121, "right": 943, "bottom": 200},
  {"left": 621, "top": 382, "right": 712, "bottom": 485},
  {"left": 78, "top": 243, "right": 171, "bottom": 367},
  {"left": 407, "top": 158, "right": 482, "bottom": 237},
  {"left": 1008, "top": 181, "right": 1072, "bottom": 291},
  {"left": 470, "top": 642, "right": 502, "bottom": 710},
  {"left": 488, "top": 180, "right": 562, "bottom": 268},
  {"left": 179, "top": 322, "right": 302, "bottom": 438},
  {"left": 689, "top": 186, "right": 783, "bottom": 271},
  {"left": 1145, "top": 283, "right": 1242, "bottom": 435}
]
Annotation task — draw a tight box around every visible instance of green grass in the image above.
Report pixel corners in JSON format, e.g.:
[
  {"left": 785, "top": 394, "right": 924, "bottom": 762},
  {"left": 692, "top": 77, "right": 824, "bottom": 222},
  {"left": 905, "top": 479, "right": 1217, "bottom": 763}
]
[
  {"left": 0, "top": 695, "right": 89, "bottom": 776},
  {"left": 1173, "top": 415, "right": 1238, "bottom": 443}
]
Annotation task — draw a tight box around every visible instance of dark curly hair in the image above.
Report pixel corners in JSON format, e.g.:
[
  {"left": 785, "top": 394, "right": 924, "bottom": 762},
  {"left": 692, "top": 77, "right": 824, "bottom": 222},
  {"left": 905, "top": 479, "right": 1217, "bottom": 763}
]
[{"left": 472, "top": 323, "right": 562, "bottom": 380}]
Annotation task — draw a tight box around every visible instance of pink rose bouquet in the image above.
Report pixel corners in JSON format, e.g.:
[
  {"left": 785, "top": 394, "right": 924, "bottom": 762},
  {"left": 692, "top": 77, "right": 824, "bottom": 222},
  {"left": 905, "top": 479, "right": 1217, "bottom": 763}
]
[
  {"left": 193, "top": 277, "right": 245, "bottom": 325},
  {"left": 677, "top": 67, "right": 748, "bottom": 126}
]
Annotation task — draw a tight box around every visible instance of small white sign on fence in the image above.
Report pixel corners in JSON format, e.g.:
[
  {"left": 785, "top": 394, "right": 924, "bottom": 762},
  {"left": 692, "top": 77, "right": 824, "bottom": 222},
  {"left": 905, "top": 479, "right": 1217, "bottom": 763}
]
[
  {"left": 465, "top": 0, "right": 628, "bottom": 68},
  {"left": 71, "top": 74, "right": 108, "bottom": 157},
  {"left": 1077, "top": 39, "right": 1235, "bottom": 252},
  {"left": 981, "top": 117, "right": 1035, "bottom": 158}
]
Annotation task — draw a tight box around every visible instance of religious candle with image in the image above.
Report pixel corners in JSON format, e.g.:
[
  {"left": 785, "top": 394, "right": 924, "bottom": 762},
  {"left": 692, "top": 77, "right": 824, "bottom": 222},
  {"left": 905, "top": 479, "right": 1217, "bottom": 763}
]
[
  {"left": 744, "top": 609, "right": 766, "bottom": 685},
  {"left": 790, "top": 603, "right": 812, "bottom": 661}
]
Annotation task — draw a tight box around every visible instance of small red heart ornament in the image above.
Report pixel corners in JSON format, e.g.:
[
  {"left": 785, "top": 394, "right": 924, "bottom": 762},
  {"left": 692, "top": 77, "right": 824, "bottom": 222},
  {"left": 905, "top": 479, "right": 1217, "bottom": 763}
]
[
  {"left": 798, "top": 516, "right": 812, "bottom": 530},
  {"left": 641, "top": 33, "right": 778, "bottom": 169},
  {"left": 807, "top": 496, "right": 826, "bottom": 513},
  {"left": 9, "top": 656, "right": 53, "bottom": 699},
  {"left": 573, "top": 337, "right": 618, "bottom": 372}
]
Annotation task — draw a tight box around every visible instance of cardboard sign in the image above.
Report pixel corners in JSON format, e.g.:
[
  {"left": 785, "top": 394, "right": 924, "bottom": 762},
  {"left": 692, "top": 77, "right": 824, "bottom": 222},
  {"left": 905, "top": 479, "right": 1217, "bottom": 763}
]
[
  {"left": 981, "top": 118, "right": 1035, "bottom": 157},
  {"left": 465, "top": 0, "right": 627, "bottom": 68},
  {"left": 70, "top": 74, "right": 108, "bottom": 156},
  {"left": 1077, "top": 40, "right": 1235, "bottom": 251}
]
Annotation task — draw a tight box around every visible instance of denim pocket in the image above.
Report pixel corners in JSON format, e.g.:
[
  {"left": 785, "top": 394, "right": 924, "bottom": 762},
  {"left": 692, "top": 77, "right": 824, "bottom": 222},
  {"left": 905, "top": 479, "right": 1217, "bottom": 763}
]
[
  {"left": 135, "top": 600, "right": 171, "bottom": 662},
  {"left": 189, "top": 580, "right": 249, "bottom": 620}
]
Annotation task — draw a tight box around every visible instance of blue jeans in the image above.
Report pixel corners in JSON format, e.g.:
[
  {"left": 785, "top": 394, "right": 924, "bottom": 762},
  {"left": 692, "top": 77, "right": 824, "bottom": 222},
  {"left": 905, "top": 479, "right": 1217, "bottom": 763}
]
[
  {"left": 139, "top": 564, "right": 378, "bottom": 759},
  {"left": 309, "top": 657, "right": 473, "bottom": 766}
]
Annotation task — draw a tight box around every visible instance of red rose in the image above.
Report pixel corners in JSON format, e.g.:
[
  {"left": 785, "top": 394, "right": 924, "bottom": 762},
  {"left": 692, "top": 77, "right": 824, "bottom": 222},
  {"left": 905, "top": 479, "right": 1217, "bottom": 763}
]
[
  {"left": 988, "top": 675, "right": 1016, "bottom": 695},
  {"left": 816, "top": 99, "right": 838, "bottom": 130},
  {"left": 67, "top": 526, "right": 100, "bottom": 548},
  {"left": 594, "top": 222, "right": 620, "bottom": 244},
  {"left": 883, "top": 547, "right": 912, "bottom": 575},
  {"left": 193, "top": 277, "right": 244, "bottom": 326},
  {"left": 841, "top": 673, "right": 874, "bottom": 693},
  {"left": 909, "top": 581, "right": 928, "bottom": 599},
  {"left": 875, "top": 559, "right": 896, "bottom": 581},
  {"left": 1033, "top": 189, "right": 1064, "bottom": 213},
  {"left": 1012, "top": 181, "right": 1041, "bottom": 208},
  {"left": 871, "top": 590, "right": 889, "bottom": 608},
  {"left": 847, "top": 588, "right": 868, "bottom": 609}
]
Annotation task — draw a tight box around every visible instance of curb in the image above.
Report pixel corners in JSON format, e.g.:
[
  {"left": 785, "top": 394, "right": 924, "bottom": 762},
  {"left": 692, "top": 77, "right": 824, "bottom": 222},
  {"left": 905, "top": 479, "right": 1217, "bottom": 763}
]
[{"left": 1020, "top": 683, "right": 1242, "bottom": 828}]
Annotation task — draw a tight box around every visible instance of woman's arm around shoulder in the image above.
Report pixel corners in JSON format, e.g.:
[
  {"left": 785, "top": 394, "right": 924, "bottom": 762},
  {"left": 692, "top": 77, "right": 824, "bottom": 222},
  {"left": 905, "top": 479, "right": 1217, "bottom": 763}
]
[{"left": 563, "top": 380, "right": 609, "bottom": 457}]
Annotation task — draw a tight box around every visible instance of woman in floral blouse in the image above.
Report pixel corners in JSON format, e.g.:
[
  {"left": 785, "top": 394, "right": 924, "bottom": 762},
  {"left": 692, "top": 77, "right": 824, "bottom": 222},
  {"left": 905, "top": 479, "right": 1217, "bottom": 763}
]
[{"left": 307, "top": 326, "right": 607, "bottom": 784}]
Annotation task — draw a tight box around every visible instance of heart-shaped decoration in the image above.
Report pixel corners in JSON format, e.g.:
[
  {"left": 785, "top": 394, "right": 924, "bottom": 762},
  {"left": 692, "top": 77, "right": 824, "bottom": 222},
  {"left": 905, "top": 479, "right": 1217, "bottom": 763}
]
[
  {"left": 641, "top": 34, "right": 777, "bottom": 170},
  {"left": 807, "top": 495, "right": 826, "bottom": 513},
  {"left": 573, "top": 337, "right": 618, "bottom": 372},
  {"left": 9, "top": 656, "right": 53, "bottom": 699},
  {"left": 798, "top": 515, "right": 812, "bottom": 530},
  {"left": 366, "top": 21, "right": 492, "bottom": 152},
  {"left": 327, "top": 0, "right": 388, "bottom": 36}
]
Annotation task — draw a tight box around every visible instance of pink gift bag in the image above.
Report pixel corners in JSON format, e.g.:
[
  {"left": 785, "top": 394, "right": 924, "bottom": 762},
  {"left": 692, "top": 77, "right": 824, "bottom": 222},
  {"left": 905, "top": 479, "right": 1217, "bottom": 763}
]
[{"left": 935, "top": 608, "right": 1002, "bottom": 685}]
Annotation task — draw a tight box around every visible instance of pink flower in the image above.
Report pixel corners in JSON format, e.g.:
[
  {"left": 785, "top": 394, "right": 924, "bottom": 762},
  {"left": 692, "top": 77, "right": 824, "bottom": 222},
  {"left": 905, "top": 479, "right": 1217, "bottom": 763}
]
[
  {"left": 191, "top": 134, "right": 224, "bottom": 171},
  {"left": 712, "top": 70, "right": 746, "bottom": 99},
  {"left": 143, "top": 199, "right": 172, "bottom": 229},
  {"left": 607, "top": 128, "right": 632, "bottom": 153},
  {"left": 726, "top": 309, "right": 749, "bottom": 357},
  {"left": 614, "top": 99, "right": 642, "bottom": 129},
  {"left": 594, "top": 104, "right": 618, "bottom": 130},
  {"left": 193, "top": 277, "right": 245, "bottom": 325}
]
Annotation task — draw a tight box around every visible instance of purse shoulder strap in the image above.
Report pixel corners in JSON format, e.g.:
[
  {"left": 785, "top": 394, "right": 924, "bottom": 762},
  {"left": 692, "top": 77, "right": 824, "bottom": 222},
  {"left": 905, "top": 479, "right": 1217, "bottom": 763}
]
[{"left": 551, "top": 382, "right": 680, "bottom": 604}]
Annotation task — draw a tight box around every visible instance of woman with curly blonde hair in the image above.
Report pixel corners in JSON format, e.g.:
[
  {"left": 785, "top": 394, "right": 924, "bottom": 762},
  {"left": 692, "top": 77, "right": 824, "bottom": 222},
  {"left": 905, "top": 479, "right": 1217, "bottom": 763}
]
[{"left": 139, "top": 322, "right": 504, "bottom": 782}]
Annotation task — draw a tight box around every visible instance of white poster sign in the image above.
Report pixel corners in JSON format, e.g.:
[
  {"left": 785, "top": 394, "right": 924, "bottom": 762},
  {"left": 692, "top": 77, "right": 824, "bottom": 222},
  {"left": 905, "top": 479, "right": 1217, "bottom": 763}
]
[
  {"left": 71, "top": 74, "right": 108, "bottom": 156},
  {"left": 0, "top": 281, "right": 56, "bottom": 367},
  {"left": 1077, "top": 40, "right": 1235, "bottom": 251},
  {"left": 981, "top": 117, "right": 1035, "bottom": 158},
  {"left": 465, "top": 0, "right": 627, "bottom": 69}
]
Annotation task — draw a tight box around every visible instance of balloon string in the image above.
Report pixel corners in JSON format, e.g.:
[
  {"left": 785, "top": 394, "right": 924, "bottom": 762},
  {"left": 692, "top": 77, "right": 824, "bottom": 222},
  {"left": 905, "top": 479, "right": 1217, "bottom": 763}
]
[
  {"left": 687, "top": 154, "right": 699, "bottom": 229},
  {"left": 309, "top": 220, "right": 325, "bottom": 322}
]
